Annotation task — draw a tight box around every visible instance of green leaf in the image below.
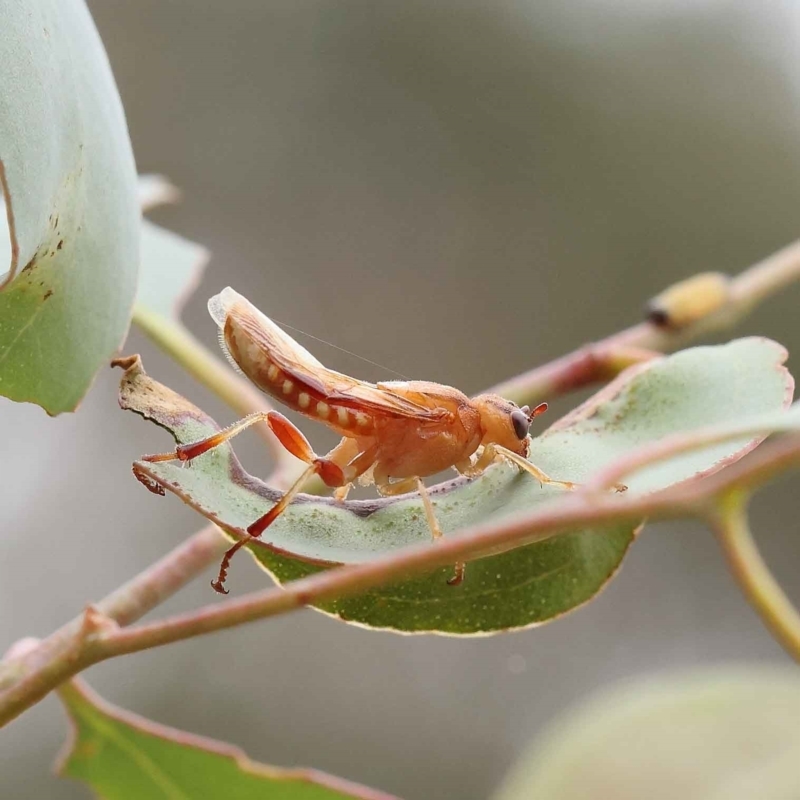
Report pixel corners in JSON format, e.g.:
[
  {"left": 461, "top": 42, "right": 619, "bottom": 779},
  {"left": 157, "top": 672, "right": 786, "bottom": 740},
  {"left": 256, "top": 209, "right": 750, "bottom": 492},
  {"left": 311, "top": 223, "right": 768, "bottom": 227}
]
[
  {"left": 57, "top": 678, "right": 397, "bottom": 800},
  {"left": 493, "top": 667, "right": 800, "bottom": 800},
  {"left": 136, "top": 220, "right": 208, "bottom": 320},
  {"left": 135, "top": 173, "right": 208, "bottom": 321},
  {"left": 0, "top": 0, "right": 139, "bottom": 414},
  {"left": 121, "top": 338, "right": 792, "bottom": 634}
]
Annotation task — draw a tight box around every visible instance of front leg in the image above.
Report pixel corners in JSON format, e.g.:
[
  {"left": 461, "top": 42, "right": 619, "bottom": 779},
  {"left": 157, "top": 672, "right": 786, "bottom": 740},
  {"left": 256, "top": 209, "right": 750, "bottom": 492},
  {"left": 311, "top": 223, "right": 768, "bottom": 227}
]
[
  {"left": 493, "top": 444, "right": 579, "bottom": 490},
  {"left": 458, "top": 443, "right": 579, "bottom": 489},
  {"left": 454, "top": 445, "right": 498, "bottom": 478},
  {"left": 492, "top": 443, "right": 626, "bottom": 493}
]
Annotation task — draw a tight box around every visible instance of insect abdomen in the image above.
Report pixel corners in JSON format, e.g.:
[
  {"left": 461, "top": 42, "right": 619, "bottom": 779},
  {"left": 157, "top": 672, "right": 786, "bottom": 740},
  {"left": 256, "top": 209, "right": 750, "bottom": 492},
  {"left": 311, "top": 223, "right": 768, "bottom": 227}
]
[{"left": 224, "top": 320, "right": 374, "bottom": 434}]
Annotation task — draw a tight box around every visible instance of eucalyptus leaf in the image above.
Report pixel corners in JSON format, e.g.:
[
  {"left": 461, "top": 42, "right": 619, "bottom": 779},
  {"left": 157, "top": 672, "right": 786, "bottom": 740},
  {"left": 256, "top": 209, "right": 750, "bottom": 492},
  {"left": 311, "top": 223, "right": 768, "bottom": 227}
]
[
  {"left": 121, "top": 337, "right": 791, "bottom": 634},
  {"left": 135, "top": 173, "right": 208, "bottom": 321},
  {"left": 136, "top": 220, "right": 208, "bottom": 320},
  {"left": 57, "top": 679, "right": 397, "bottom": 800},
  {"left": 0, "top": 0, "right": 139, "bottom": 413},
  {"left": 494, "top": 667, "right": 800, "bottom": 800}
]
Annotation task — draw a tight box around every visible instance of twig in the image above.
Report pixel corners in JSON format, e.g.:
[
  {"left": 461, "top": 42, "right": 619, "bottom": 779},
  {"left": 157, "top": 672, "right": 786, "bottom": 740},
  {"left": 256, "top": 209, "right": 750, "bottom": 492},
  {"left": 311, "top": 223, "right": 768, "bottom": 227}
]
[
  {"left": 489, "top": 238, "right": 800, "bottom": 406},
  {"left": 490, "top": 343, "right": 660, "bottom": 406},
  {"left": 3, "top": 431, "right": 800, "bottom": 726},
  {"left": 3, "top": 239, "right": 800, "bottom": 727},
  {"left": 0, "top": 525, "right": 226, "bottom": 719},
  {"left": 585, "top": 414, "right": 800, "bottom": 492},
  {"left": 710, "top": 491, "right": 800, "bottom": 663}
]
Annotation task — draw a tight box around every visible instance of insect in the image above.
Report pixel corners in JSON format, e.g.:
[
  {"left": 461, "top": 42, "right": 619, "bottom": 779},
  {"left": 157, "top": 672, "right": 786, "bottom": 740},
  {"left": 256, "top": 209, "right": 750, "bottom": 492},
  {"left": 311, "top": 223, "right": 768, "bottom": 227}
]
[{"left": 145, "top": 288, "right": 600, "bottom": 594}]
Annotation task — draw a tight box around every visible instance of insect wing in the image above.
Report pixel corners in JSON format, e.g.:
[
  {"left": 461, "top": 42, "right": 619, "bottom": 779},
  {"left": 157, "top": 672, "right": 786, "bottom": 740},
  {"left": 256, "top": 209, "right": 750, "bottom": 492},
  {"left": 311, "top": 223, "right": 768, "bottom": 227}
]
[
  {"left": 208, "top": 288, "right": 450, "bottom": 423},
  {"left": 326, "top": 383, "right": 451, "bottom": 424}
]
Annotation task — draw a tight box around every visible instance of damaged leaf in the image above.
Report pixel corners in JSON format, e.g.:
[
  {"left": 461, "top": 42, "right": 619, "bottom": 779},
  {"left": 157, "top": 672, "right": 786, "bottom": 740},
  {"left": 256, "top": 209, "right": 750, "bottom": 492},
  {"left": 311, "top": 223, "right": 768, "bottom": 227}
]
[{"left": 119, "top": 338, "right": 792, "bottom": 634}]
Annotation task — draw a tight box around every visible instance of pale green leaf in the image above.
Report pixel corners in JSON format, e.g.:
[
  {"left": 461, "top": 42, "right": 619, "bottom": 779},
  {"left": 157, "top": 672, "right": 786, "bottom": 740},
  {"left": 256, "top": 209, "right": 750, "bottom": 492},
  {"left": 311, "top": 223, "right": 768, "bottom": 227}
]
[
  {"left": 0, "top": 0, "right": 139, "bottom": 413},
  {"left": 494, "top": 667, "right": 800, "bottom": 800},
  {"left": 136, "top": 220, "right": 208, "bottom": 320}
]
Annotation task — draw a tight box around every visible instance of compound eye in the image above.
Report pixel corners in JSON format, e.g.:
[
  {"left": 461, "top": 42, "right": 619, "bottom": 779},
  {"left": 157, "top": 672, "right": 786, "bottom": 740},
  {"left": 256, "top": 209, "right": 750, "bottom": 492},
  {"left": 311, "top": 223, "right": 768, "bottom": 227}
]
[{"left": 511, "top": 408, "right": 530, "bottom": 440}]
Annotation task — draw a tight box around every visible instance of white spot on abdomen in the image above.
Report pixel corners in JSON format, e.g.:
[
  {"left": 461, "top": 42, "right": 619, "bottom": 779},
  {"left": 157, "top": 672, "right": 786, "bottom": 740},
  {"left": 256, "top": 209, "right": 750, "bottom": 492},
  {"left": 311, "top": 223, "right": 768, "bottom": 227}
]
[
  {"left": 282, "top": 379, "right": 293, "bottom": 395},
  {"left": 298, "top": 392, "right": 310, "bottom": 408},
  {"left": 316, "top": 402, "right": 330, "bottom": 419}
]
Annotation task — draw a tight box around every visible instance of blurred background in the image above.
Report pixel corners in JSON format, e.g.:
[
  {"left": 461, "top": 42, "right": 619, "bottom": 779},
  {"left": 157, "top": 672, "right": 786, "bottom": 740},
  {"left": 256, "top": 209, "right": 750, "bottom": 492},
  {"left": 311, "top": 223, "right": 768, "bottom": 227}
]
[{"left": 3, "top": 1, "right": 800, "bottom": 797}]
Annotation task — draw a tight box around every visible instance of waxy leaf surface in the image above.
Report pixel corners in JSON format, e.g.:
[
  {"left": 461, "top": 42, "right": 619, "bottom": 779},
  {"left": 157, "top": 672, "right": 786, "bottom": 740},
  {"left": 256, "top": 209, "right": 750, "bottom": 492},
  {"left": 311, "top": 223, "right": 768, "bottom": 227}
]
[
  {"left": 122, "top": 338, "right": 791, "bottom": 634},
  {"left": 57, "top": 679, "right": 397, "bottom": 800},
  {"left": 0, "top": 0, "right": 139, "bottom": 413},
  {"left": 494, "top": 667, "right": 800, "bottom": 800}
]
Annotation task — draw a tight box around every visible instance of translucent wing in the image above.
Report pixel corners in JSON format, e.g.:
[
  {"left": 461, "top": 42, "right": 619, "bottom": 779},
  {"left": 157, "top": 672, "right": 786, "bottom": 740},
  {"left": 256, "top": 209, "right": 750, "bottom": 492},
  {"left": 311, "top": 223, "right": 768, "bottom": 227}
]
[{"left": 208, "top": 288, "right": 451, "bottom": 423}]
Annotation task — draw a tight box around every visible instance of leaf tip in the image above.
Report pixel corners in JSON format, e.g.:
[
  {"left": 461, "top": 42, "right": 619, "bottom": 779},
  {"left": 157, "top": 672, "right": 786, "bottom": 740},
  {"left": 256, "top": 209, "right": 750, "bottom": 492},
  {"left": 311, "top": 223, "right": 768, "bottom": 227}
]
[{"left": 110, "top": 353, "right": 143, "bottom": 373}]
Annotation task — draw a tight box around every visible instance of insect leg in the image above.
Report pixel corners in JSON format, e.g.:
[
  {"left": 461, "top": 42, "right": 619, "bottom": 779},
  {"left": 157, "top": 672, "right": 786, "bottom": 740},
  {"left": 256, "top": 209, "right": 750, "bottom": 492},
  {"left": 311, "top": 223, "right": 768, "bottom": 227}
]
[
  {"left": 143, "top": 411, "right": 273, "bottom": 464},
  {"left": 211, "top": 460, "right": 321, "bottom": 594},
  {"left": 454, "top": 445, "right": 497, "bottom": 478},
  {"left": 375, "top": 476, "right": 419, "bottom": 496},
  {"left": 212, "top": 433, "right": 378, "bottom": 594},
  {"left": 332, "top": 441, "right": 378, "bottom": 501},
  {"left": 415, "top": 477, "right": 466, "bottom": 586},
  {"left": 376, "top": 476, "right": 465, "bottom": 587},
  {"left": 333, "top": 485, "right": 352, "bottom": 502},
  {"left": 492, "top": 444, "right": 627, "bottom": 492},
  {"left": 492, "top": 444, "right": 579, "bottom": 490}
]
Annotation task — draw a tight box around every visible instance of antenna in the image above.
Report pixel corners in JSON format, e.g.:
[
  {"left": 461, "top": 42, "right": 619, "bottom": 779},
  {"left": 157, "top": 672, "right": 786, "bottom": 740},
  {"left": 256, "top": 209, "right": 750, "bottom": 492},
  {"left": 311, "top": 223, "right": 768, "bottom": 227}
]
[{"left": 271, "top": 317, "right": 409, "bottom": 380}]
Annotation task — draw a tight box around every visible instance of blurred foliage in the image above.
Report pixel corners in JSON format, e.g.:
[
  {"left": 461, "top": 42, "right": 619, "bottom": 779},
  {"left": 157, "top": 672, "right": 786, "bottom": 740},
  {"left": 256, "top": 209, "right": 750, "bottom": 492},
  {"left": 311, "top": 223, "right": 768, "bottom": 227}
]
[{"left": 495, "top": 666, "right": 800, "bottom": 800}]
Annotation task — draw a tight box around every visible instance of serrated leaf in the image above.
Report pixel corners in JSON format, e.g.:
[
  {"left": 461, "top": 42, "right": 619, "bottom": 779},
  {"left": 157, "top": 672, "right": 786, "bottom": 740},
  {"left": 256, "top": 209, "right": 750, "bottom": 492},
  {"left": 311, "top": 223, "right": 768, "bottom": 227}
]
[
  {"left": 493, "top": 667, "right": 800, "bottom": 800},
  {"left": 57, "top": 678, "right": 397, "bottom": 800},
  {"left": 121, "top": 338, "right": 792, "bottom": 634},
  {"left": 0, "top": 0, "right": 139, "bottom": 413}
]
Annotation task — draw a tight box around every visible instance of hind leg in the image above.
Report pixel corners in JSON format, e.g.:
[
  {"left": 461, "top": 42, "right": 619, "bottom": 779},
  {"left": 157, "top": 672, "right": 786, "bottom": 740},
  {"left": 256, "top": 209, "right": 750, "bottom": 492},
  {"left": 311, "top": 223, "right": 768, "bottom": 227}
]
[{"left": 212, "top": 420, "right": 377, "bottom": 594}]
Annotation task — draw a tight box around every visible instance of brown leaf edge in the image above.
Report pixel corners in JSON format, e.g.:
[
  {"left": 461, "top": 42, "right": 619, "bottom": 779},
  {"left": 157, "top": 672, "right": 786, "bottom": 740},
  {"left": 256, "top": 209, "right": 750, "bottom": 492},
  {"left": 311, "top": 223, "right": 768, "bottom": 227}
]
[
  {"left": 115, "top": 354, "right": 479, "bottom": 567},
  {"left": 114, "top": 343, "right": 792, "bottom": 568},
  {"left": 551, "top": 337, "right": 794, "bottom": 490}
]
